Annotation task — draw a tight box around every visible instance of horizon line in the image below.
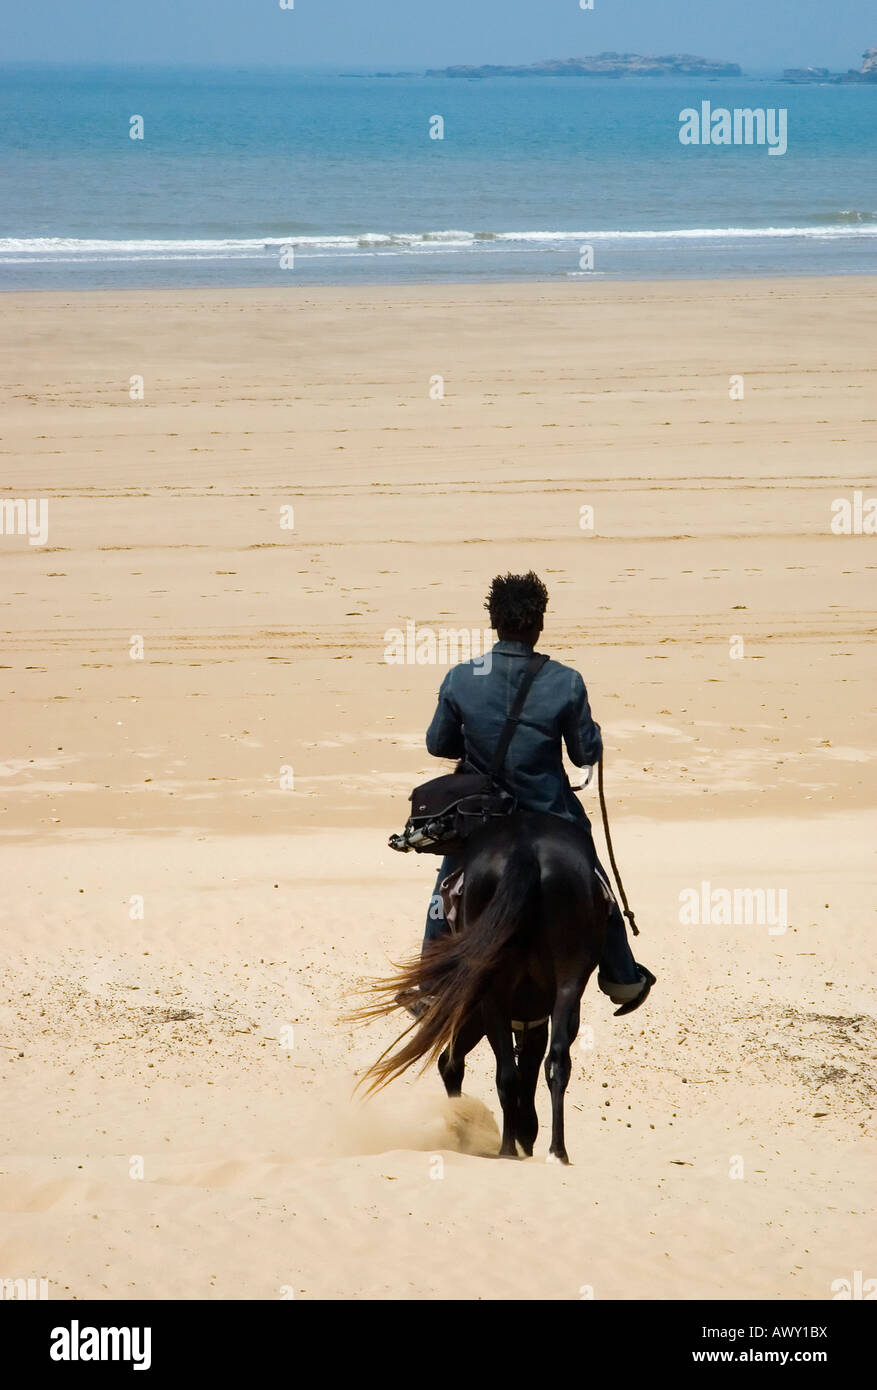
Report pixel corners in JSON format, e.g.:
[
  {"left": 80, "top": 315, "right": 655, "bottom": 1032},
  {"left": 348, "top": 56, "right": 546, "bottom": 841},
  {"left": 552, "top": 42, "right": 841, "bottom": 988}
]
[{"left": 0, "top": 58, "right": 800, "bottom": 76}]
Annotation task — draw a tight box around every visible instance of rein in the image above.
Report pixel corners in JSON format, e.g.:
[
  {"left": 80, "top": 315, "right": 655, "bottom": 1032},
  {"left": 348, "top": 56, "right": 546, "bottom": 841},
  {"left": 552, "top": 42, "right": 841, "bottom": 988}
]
[{"left": 597, "top": 752, "right": 640, "bottom": 937}]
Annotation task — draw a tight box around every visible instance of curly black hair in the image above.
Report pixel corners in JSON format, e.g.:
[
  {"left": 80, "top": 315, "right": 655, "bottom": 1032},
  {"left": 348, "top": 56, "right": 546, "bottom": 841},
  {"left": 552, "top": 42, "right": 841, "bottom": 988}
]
[{"left": 484, "top": 571, "right": 549, "bottom": 637}]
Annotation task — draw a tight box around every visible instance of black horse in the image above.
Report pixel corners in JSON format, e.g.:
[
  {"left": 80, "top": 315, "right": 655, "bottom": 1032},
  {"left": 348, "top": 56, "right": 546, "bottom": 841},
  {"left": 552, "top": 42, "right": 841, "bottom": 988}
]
[{"left": 357, "top": 811, "right": 608, "bottom": 1164}]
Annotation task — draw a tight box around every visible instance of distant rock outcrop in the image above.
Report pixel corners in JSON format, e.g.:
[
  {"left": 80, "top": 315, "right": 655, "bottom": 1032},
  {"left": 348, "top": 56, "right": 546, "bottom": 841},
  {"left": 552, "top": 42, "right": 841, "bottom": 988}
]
[
  {"left": 851, "top": 47, "right": 877, "bottom": 79},
  {"left": 783, "top": 48, "right": 877, "bottom": 83},
  {"left": 783, "top": 67, "right": 832, "bottom": 84},
  {"left": 424, "top": 53, "right": 742, "bottom": 79}
]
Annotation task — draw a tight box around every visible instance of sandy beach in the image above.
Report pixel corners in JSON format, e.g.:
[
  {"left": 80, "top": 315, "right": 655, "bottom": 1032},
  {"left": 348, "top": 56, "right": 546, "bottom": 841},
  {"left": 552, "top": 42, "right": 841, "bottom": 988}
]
[{"left": 1, "top": 277, "right": 875, "bottom": 1300}]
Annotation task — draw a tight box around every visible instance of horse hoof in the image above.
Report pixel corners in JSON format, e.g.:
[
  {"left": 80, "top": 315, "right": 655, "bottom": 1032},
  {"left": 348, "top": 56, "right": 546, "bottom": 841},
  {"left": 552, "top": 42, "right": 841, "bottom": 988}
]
[{"left": 546, "top": 1150, "right": 570, "bottom": 1166}]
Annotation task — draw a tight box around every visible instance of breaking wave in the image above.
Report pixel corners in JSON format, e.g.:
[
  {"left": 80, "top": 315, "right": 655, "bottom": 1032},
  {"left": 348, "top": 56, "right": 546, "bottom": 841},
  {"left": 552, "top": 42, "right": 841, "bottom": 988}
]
[{"left": 2, "top": 219, "right": 876, "bottom": 265}]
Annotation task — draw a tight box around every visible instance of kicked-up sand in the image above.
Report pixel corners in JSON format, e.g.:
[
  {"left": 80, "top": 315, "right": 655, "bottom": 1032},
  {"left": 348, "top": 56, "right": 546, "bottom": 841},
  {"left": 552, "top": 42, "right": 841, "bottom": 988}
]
[{"left": 0, "top": 277, "right": 874, "bottom": 1300}]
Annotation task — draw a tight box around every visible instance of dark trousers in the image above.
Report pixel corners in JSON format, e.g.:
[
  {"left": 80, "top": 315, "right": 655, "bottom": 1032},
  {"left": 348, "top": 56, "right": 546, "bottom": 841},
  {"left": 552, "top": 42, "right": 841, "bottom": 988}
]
[{"left": 422, "top": 831, "right": 640, "bottom": 986}]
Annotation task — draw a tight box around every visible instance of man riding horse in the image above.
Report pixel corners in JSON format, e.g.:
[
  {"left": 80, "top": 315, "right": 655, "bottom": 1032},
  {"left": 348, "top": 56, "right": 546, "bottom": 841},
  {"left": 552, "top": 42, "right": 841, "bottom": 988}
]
[{"left": 407, "top": 570, "right": 655, "bottom": 1017}]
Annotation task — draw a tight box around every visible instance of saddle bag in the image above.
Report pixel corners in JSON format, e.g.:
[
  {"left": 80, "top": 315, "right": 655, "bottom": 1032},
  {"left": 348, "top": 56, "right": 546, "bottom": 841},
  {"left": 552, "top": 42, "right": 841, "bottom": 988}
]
[{"left": 389, "top": 653, "right": 548, "bottom": 855}]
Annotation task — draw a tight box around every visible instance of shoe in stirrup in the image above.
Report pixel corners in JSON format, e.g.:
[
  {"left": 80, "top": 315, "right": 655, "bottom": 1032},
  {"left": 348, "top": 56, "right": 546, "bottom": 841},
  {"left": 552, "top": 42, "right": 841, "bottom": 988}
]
[{"left": 597, "top": 965, "right": 656, "bottom": 1017}]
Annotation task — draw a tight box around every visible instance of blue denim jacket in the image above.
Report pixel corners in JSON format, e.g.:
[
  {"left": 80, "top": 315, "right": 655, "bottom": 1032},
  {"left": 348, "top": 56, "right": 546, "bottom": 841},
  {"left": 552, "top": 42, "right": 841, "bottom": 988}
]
[{"left": 425, "top": 640, "right": 602, "bottom": 824}]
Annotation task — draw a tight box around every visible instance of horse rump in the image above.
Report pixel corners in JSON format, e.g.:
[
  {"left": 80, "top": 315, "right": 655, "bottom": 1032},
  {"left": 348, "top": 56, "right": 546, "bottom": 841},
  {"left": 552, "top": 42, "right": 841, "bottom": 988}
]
[{"left": 350, "top": 840, "right": 540, "bottom": 1092}]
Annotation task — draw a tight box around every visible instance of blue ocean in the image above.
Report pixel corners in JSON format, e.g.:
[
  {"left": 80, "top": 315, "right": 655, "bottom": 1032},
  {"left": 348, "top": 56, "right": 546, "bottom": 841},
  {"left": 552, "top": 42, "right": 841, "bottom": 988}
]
[{"left": 1, "top": 65, "right": 875, "bottom": 287}]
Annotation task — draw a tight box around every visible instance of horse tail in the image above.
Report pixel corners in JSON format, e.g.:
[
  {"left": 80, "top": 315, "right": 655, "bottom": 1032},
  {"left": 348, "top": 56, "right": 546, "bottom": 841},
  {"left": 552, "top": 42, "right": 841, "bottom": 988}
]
[{"left": 353, "top": 847, "right": 540, "bottom": 1093}]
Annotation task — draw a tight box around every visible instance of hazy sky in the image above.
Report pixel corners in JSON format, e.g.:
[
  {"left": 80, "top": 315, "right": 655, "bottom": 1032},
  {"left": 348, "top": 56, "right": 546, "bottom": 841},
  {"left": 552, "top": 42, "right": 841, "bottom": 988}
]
[{"left": 5, "top": 0, "right": 875, "bottom": 73}]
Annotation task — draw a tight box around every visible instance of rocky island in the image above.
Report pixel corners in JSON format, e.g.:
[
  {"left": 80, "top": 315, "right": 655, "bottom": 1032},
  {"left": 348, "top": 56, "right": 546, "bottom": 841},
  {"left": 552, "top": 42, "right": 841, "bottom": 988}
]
[
  {"left": 783, "top": 48, "right": 877, "bottom": 83},
  {"left": 424, "top": 53, "right": 742, "bottom": 79}
]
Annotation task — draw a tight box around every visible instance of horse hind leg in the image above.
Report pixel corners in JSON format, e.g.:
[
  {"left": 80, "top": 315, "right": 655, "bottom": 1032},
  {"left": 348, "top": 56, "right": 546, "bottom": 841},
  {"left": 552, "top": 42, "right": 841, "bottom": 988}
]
[
  {"left": 438, "top": 1013, "right": 484, "bottom": 1098},
  {"left": 513, "top": 1020, "right": 549, "bottom": 1157},
  {"left": 437, "top": 1047, "right": 463, "bottom": 1098},
  {"left": 483, "top": 1000, "right": 520, "bottom": 1158},
  {"left": 544, "top": 981, "right": 585, "bottom": 1165}
]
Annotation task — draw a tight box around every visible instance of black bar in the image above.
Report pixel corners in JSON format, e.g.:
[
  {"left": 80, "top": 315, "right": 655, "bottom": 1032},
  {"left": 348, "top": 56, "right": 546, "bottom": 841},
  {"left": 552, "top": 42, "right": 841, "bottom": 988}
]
[{"left": 5, "top": 1299, "right": 872, "bottom": 1374}]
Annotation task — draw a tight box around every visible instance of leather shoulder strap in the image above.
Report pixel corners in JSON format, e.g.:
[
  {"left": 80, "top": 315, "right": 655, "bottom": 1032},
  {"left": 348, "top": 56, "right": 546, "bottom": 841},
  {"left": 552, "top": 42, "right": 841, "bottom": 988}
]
[{"left": 488, "top": 653, "right": 549, "bottom": 779}]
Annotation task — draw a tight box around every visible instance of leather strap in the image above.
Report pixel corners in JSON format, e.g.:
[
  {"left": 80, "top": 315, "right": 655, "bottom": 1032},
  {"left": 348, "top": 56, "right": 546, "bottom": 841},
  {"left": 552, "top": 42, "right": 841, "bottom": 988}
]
[{"left": 488, "top": 653, "right": 549, "bottom": 779}]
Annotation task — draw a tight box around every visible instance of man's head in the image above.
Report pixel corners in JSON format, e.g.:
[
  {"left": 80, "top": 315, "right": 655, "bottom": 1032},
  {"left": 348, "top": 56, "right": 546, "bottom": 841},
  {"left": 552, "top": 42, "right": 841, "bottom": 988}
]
[{"left": 485, "top": 571, "right": 548, "bottom": 647}]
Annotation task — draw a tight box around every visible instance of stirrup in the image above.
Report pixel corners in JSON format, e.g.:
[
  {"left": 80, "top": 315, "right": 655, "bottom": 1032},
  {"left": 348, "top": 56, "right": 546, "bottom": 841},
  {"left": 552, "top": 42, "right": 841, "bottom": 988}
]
[
  {"left": 613, "top": 966, "right": 656, "bottom": 1017},
  {"left": 394, "top": 987, "right": 435, "bottom": 1021}
]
